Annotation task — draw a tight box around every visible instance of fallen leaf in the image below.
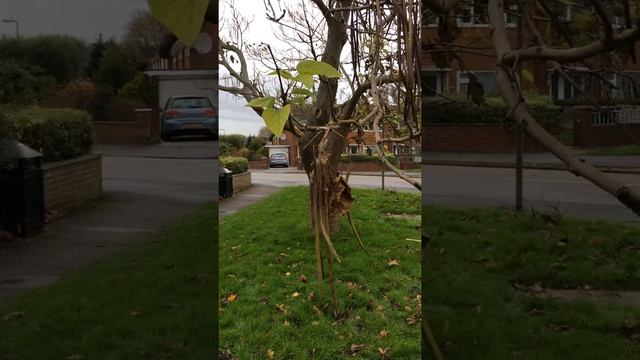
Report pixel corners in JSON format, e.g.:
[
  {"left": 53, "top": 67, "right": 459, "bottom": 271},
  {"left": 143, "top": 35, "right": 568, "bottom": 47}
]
[
  {"left": 387, "top": 258, "right": 400, "bottom": 267},
  {"left": 350, "top": 343, "right": 365, "bottom": 355},
  {"left": 378, "top": 329, "right": 389, "bottom": 339},
  {"left": 292, "top": 292, "right": 300, "bottom": 298},
  {"left": 406, "top": 315, "right": 417, "bottom": 325},
  {"left": 130, "top": 308, "right": 141, "bottom": 317},
  {"left": 283, "top": 320, "right": 290, "bottom": 326},
  {"left": 299, "top": 274, "right": 307, "bottom": 283},
  {"left": 529, "top": 283, "right": 543, "bottom": 293},
  {"left": 4, "top": 311, "right": 24, "bottom": 321},
  {"left": 227, "top": 293, "right": 238, "bottom": 302},
  {"left": 267, "top": 349, "right": 275, "bottom": 359},
  {"left": 307, "top": 292, "right": 316, "bottom": 301},
  {"left": 378, "top": 347, "right": 390, "bottom": 358},
  {"left": 275, "top": 304, "right": 287, "bottom": 313},
  {"left": 285, "top": 272, "right": 291, "bottom": 276}
]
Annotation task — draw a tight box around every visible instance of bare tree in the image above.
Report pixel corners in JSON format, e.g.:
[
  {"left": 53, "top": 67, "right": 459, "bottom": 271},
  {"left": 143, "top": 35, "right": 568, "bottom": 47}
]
[
  {"left": 124, "top": 10, "right": 171, "bottom": 60},
  {"left": 220, "top": 0, "right": 422, "bottom": 308}
]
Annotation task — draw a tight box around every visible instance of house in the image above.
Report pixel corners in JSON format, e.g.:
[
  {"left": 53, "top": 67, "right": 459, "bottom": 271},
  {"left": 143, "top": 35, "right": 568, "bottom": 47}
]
[
  {"left": 421, "top": 1, "right": 640, "bottom": 103},
  {"left": 144, "top": 3, "right": 218, "bottom": 134}
]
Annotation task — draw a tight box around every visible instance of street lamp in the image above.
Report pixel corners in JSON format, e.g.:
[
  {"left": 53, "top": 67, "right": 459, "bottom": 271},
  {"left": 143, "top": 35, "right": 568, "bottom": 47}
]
[{"left": 1, "top": 18, "right": 19, "bottom": 38}]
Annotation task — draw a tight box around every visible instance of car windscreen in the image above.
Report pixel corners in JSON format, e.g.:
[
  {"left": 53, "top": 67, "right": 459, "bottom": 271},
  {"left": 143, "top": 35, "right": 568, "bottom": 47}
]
[{"left": 170, "top": 97, "right": 212, "bottom": 109}]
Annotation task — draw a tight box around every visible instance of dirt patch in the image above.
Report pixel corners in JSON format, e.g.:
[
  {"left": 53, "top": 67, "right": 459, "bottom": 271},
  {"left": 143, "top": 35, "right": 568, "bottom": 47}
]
[
  {"left": 516, "top": 283, "right": 640, "bottom": 307},
  {"left": 385, "top": 214, "right": 420, "bottom": 221}
]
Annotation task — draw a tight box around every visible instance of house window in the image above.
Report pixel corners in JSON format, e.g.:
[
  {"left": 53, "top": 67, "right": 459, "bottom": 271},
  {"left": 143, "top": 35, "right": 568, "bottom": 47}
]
[
  {"left": 616, "top": 72, "right": 640, "bottom": 102},
  {"left": 549, "top": 3, "right": 571, "bottom": 22},
  {"left": 504, "top": 1, "right": 520, "bottom": 26},
  {"left": 458, "top": 71, "right": 498, "bottom": 96},
  {"left": 550, "top": 70, "right": 587, "bottom": 102},
  {"left": 422, "top": 70, "right": 446, "bottom": 97},
  {"left": 348, "top": 145, "right": 359, "bottom": 154},
  {"left": 424, "top": 9, "right": 440, "bottom": 27},
  {"left": 460, "top": 0, "right": 488, "bottom": 26}
]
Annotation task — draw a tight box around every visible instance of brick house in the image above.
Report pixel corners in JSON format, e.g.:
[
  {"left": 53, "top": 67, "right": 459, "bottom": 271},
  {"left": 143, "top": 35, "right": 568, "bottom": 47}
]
[
  {"left": 421, "top": 1, "right": 640, "bottom": 103},
  {"left": 144, "top": 5, "right": 218, "bottom": 135}
]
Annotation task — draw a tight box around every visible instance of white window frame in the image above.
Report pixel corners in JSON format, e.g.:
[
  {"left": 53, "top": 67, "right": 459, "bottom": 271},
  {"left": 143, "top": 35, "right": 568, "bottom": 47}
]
[
  {"left": 422, "top": 69, "right": 449, "bottom": 97},
  {"left": 458, "top": 1, "right": 517, "bottom": 28}
]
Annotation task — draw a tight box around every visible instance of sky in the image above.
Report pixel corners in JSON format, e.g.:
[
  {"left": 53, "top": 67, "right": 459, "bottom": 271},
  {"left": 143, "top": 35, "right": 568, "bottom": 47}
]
[{"left": 0, "top": 0, "right": 149, "bottom": 41}]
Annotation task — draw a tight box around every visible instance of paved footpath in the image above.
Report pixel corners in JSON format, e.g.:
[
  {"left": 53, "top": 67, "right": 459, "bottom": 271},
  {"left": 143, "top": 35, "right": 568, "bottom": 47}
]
[
  {"left": 219, "top": 184, "right": 280, "bottom": 219},
  {"left": 0, "top": 144, "right": 216, "bottom": 303}
]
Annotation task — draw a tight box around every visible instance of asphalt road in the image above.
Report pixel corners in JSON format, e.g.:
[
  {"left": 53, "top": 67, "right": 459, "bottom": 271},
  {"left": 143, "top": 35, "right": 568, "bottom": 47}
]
[
  {"left": 251, "top": 168, "right": 420, "bottom": 193},
  {"left": 422, "top": 165, "right": 640, "bottom": 223}
]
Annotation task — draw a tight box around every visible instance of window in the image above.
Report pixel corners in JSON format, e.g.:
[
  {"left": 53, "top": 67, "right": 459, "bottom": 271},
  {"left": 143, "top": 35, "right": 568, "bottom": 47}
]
[
  {"left": 549, "top": 70, "right": 587, "bottom": 102},
  {"left": 616, "top": 73, "right": 640, "bottom": 102},
  {"left": 504, "top": 1, "right": 520, "bottom": 26},
  {"left": 422, "top": 71, "right": 446, "bottom": 97},
  {"left": 548, "top": 3, "right": 571, "bottom": 22},
  {"left": 458, "top": 71, "right": 498, "bottom": 96},
  {"left": 423, "top": 9, "right": 440, "bottom": 27},
  {"left": 460, "top": 0, "right": 488, "bottom": 26}
]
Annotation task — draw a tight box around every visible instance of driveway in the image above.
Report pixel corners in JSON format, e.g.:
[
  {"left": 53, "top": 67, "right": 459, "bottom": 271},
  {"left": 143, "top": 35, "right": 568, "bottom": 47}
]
[{"left": 0, "top": 143, "right": 216, "bottom": 302}]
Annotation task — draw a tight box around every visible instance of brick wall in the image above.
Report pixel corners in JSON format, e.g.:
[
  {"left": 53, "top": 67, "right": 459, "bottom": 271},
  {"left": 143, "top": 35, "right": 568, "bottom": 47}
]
[
  {"left": 571, "top": 107, "right": 640, "bottom": 147},
  {"left": 249, "top": 159, "right": 268, "bottom": 169},
  {"left": 232, "top": 172, "right": 251, "bottom": 193},
  {"left": 43, "top": 154, "right": 102, "bottom": 213},
  {"left": 93, "top": 109, "right": 158, "bottom": 145},
  {"left": 423, "top": 123, "right": 560, "bottom": 152}
]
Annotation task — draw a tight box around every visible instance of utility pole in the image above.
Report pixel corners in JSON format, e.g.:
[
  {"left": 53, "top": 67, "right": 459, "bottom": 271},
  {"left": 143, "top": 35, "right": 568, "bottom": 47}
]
[{"left": 515, "top": 0, "right": 524, "bottom": 211}]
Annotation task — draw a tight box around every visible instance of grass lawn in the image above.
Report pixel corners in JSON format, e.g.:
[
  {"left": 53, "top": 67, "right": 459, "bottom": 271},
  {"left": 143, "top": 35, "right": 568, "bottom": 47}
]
[
  {"left": 586, "top": 145, "right": 640, "bottom": 156},
  {"left": 424, "top": 206, "right": 640, "bottom": 359},
  {"left": 0, "top": 203, "right": 217, "bottom": 360},
  {"left": 219, "top": 187, "right": 421, "bottom": 359}
]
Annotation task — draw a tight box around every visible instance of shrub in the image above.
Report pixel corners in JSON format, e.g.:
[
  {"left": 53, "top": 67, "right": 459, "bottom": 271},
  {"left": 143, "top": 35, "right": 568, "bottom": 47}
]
[
  {"left": 232, "top": 147, "right": 252, "bottom": 159},
  {"left": 340, "top": 153, "right": 397, "bottom": 164},
  {"left": 41, "top": 78, "right": 98, "bottom": 110},
  {"left": 117, "top": 72, "right": 154, "bottom": 106},
  {"left": 7, "top": 108, "right": 93, "bottom": 162},
  {"left": 256, "top": 146, "right": 268, "bottom": 157},
  {"left": 0, "top": 61, "right": 54, "bottom": 106},
  {"left": 220, "top": 156, "right": 249, "bottom": 174},
  {"left": 423, "top": 96, "right": 561, "bottom": 127}
]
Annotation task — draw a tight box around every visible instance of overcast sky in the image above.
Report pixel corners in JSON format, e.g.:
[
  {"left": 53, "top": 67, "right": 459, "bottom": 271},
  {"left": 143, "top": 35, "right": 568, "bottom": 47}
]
[{"left": 0, "top": 0, "right": 149, "bottom": 41}]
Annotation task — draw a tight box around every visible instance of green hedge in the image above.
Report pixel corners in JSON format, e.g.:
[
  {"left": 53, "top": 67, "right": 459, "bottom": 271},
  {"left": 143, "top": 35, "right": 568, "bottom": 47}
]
[
  {"left": 220, "top": 156, "right": 249, "bottom": 174},
  {"left": 6, "top": 108, "right": 93, "bottom": 162},
  {"left": 423, "top": 96, "right": 561, "bottom": 126},
  {"left": 340, "top": 153, "right": 397, "bottom": 164}
]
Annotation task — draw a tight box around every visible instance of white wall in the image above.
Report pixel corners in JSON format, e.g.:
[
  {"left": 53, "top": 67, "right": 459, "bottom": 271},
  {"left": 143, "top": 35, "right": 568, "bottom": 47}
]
[{"left": 158, "top": 77, "right": 218, "bottom": 109}]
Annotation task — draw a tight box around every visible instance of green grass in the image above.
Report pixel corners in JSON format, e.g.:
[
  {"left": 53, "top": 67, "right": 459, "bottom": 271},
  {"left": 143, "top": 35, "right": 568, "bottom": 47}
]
[
  {"left": 219, "top": 187, "right": 421, "bottom": 359},
  {"left": 0, "top": 203, "right": 218, "bottom": 360},
  {"left": 424, "top": 206, "right": 640, "bottom": 359},
  {"left": 586, "top": 145, "right": 640, "bottom": 156}
]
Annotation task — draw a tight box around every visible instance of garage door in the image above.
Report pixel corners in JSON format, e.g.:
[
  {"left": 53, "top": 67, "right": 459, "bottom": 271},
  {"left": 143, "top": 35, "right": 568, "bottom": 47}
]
[{"left": 158, "top": 77, "right": 218, "bottom": 110}]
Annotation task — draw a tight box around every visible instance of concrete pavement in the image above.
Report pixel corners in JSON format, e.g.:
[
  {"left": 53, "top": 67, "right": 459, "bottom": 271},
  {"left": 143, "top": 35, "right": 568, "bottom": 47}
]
[
  {"left": 422, "top": 164, "right": 640, "bottom": 223},
  {"left": 0, "top": 144, "right": 217, "bottom": 302},
  {"left": 94, "top": 139, "right": 218, "bottom": 159},
  {"left": 423, "top": 151, "right": 640, "bottom": 173}
]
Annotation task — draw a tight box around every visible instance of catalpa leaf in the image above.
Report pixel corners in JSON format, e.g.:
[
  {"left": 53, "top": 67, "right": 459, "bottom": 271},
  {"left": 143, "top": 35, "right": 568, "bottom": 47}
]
[
  {"left": 262, "top": 104, "right": 291, "bottom": 137},
  {"left": 296, "top": 60, "right": 341, "bottom": 78},
  {"left": 268, "top": 69, "right": 295, "bottom": 81},
  {"left": 292, "top": 88, "right": 314, "bottom": 97},
  {"left": 294, "top": 74, "right": 314, "bottom": 88},
  {"left": 147, "top": 0, "right": 209, "bottom": 46},
  {"left": 246, "top": 97, "right": 276, "bottom": 109}
]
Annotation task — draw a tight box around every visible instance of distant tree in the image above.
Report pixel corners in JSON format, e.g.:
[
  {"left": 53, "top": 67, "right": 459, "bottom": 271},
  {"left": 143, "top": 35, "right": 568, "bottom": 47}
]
[
  {"left": 26, "top": 35, "right": 87, "bottom": 83},
  {"left": 124, "top": 10, "right": 171, "bottom": 61},
  {"left": 86, "top": 38, "right": 109, "bottom": 80},
  {"left": 257, "top": 126, "right": 274, "bottom": 143},
  {"left": 0, "top": 61, "right": 54, "bottom": 105},
  {"left": 97, "top": 42, "right": 145, "bottom": 93},
  {"left": 117, "top": 72, "right": 155, "bottom": 106},
  {"left": 220, "top": 134, "right": 247, "bottom": 150}
]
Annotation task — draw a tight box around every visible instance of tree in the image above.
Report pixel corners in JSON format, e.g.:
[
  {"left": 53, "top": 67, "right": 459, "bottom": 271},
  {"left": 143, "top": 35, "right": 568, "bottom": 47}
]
[
  {"left": 0, "top": 61, "right": 54, "bottom": 105},
  {"left": 257, "top": 126, "right": 274, "bottom": 143},
  {"left": 124, "top": 10, "right": 171, "bottom": 61},
  {"left": 97, "top": 42, "right": 145, "bottom": 93},
  {"left": 218, "top": 0, "right": 422, "bottom": 308}
]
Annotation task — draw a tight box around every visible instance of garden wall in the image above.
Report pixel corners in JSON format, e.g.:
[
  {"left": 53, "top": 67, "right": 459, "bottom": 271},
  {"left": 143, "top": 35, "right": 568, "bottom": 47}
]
[
  {"left": 43, "top": 154, "right": 102, "bottom": 213},
  {"left": 232, "top": 172, "right": 251, "bottom": 193},
  {"left": 249, "top": 159, "right": 268, "bottom": 169},
  {"left": 93, "top": 109, "right": 158, "bottom": 145},
  {"left": 423, "top": 123, "right": 561, "bottom": 152},
  {"left": 570, "top": 106, "right": 640, "bottom": 147}
]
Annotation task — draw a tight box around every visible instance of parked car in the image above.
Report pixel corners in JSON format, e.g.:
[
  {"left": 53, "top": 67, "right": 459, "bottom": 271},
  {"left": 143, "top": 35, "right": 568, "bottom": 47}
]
[
  {"left": 269, "top": 153, "right": 289, "bottom": 168},
  {"left": 160, "top": 95, "right": 218, "bottom": 141}
]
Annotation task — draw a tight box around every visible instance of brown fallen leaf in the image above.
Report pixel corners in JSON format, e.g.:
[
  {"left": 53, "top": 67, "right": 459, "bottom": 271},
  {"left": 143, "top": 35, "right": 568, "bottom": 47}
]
[
  {"left": 227, "top": 293, "right": 238, "bottom": 302},
  {"left": 406, "top": 315, "right": 417, "bottom": 325},
  {"left": 130, "top": 308, "right": 141, "bottom": 317},
  {"left": 292, "top": 292, "right": 300, "bottom": 298},
  {"left": 4, "top": 311, "right": 24, "bottom": 321},
  {"left": 299, "top": 274, "right": 307, "bottom": 283},
  {"left": 378, "top": 347, "right": 390, "bottom": 359},
  {"left": 275, "top": 304, "right": 287, "bottom": 313},
  {"left": 378, "top": 329, "right": 389, "bottom": 339},
  {"left": 283, "top": 320, "right": 290, "bottom": 326},
  {"left": 387, "top": 258, "right": 400, "bottom": 267},
  {"left": 350, "top": 343, "right": 365, "bottom": 355},
  {"left": 267, "top": 349, "right": 275, "bottom": 360}
]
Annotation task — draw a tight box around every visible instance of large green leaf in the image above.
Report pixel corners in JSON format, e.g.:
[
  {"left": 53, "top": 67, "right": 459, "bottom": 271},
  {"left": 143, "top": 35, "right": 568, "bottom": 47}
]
[
  {"left": 246, "top": 96, "right": 276, "bottom": 109},
  {"left": 296, "top": 60, "right": 341, "bottom": 78},
  {"left": 268, "top": 70, "right": 295, "bottom": 81},
  {"left": 292, "top": 88, "right": 314, "bottom": 97},
  {"left": 294, "top": 74, "right": 314, "bottom": 89},
  {"left": 147, "top": 0, "right": 209, "bottom": 46},
  {"left": 262, "top": 104, "right": 291, "bottom": 137}
]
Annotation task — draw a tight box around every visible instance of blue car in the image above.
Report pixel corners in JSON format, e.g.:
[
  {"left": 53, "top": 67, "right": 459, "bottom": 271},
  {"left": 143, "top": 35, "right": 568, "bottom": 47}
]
[{"left": 161, "top": 95, "right": 218, "bottom": 141}]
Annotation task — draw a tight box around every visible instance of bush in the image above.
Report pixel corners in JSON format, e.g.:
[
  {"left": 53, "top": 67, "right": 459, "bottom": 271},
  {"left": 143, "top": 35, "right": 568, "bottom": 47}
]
[
  {"left": 232, "top": 147, "right": 252, "bottom": 159},
  {"left": 220, "top": 157, "right": 249, "bottom": 174},
  {"left": 423, "top": 96, "right": 561, "bottom": 127},
  {"left": 340, "top": 153, "right": 397, "bottom": 164},
  {"left": 117, "top": 72, "right": 154, "bottom": 106},
  {"left": 256, "top": 146, "right": 268, "bottom": 157},
  {"left": 0, "top": 61, "right": 54, "bottom": 106},
  {"left": 7, "top": 108, "right": 93, "bottom": 162}
]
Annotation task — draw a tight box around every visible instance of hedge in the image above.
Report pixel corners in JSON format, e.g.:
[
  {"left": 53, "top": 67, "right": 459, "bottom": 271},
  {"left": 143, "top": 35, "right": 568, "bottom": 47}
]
[
  {"left": 221, "top": 156, "right": 249, "bottom": 174},
  {"left": 6, "top": 108, "right": 94, "bottom": 163},
  {"left": 422, "top": 96, "right": 561, "bottom": 127},
  {"left": 340, "top": 153, "right": 397, "bottom": 164}
]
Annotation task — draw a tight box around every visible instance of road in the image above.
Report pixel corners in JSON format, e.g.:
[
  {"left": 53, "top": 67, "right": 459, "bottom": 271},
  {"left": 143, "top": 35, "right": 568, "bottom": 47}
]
[
  {"left": 422, "top": 165, "right": 640, "bottom": 222},
  {"left": 251, "top": 168, "right": 420, "bottom": 193}
]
